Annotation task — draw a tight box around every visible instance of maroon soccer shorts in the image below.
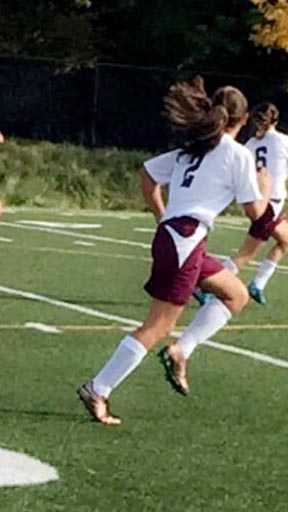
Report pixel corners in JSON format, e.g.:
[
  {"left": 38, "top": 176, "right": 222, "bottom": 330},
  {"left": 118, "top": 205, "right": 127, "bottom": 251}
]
[
  {"left": 144, "top": 216, "right": 223, "bottom": 306},
  {"left": 249, "top": 202, "right": 286, "bottom": 241}
]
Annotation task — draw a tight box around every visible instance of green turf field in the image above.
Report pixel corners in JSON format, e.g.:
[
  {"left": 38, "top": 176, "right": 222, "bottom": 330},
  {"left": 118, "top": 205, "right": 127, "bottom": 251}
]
[{"left": 0, "top": 209, "right": 287, "bottom": 512}]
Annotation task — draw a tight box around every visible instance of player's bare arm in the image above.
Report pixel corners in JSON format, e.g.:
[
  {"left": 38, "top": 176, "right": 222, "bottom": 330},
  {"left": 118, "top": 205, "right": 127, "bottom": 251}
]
[
  {"left": 243, "top": 167, "right": 270, "bottom": 221},
  {"left": 138, "top": 167, "right": 166, "bottom": 223}
]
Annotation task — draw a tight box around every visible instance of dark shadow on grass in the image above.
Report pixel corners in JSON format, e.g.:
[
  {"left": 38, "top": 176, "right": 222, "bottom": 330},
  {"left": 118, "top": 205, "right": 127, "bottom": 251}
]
[
  {"left": 0, "top": 407, "right": 89, "bottom": 423},
  {"left": 0, "top": 294, "right": 146, "bottom": 308}
]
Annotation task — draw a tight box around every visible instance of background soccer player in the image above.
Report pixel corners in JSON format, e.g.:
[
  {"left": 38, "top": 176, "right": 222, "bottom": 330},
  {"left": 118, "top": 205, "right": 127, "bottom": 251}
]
[{"left": 223, "top": 103, "right": 288, "bottom": 304}]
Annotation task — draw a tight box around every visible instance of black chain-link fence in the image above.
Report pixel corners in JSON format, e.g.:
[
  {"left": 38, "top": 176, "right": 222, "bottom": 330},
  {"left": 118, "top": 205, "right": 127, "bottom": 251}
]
[{"left": 0, "top": 58, "right": 288, "bottom": 149}]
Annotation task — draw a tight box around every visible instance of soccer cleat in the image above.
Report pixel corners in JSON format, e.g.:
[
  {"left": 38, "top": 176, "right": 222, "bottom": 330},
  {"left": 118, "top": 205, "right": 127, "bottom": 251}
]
[
  {"left": 158, "top": 343, "right": 189, "bottom": 396},
  {"left": 77, "top": 381, "right": 121, "bottom": 426},
  {"left": 248, "top": 281, "right": 266, "bottom": 305},
  {"left": 193, "top": 289, "right": 213, "bottom": 306}
]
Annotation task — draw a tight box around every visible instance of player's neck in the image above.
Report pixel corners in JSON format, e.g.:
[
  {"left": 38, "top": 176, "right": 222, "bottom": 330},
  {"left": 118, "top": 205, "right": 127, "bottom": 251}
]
[{"left": 225, "top": 126, "right": 241, "bottom": 140}]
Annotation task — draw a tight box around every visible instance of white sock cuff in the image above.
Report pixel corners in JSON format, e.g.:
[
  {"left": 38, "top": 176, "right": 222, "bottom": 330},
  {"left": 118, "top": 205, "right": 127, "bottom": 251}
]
[
  {"left": 262, "top": 259, "right": 277, "bottom": 270},
  {"left": 210, "top": 297, "right": 232, "bottom": 321},
  {"left": 223, "top": 258, "right": 239, "bottom": 275},
  {"left": 121, "top": 335, "right": 148, "bottom": 357}
]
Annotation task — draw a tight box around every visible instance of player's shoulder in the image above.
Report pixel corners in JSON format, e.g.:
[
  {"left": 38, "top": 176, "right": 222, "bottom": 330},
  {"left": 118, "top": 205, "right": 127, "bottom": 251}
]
[
  {"left": 274, "top": 129, "right": 288, "bottom": 144},
  {"left": 144, "top": 148, "right": 180, "bottom": 166},
  {"left": 221, "top": 133, "right": 252, "bottom": 160}
]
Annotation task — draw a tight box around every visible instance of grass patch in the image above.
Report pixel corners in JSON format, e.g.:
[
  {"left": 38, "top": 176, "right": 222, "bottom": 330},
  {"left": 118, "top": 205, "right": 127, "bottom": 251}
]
[
  {"left": 0, "top": 139, "right": 150, "bottom": 209},
  {"left": 0, "top": 210, "right": 287, "bottom": 511}
]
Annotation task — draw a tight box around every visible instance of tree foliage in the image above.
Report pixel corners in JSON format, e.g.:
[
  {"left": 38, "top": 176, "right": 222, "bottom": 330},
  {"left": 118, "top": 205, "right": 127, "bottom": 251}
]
[
  {"left": 0, "top": 0, "right": 287, "bottom": 74},
  {"left": 0, "top": 1, "right": 97, "bottom": 67},
  {"left": 250, "top": 0, "right": 288, "bottom": 52}
]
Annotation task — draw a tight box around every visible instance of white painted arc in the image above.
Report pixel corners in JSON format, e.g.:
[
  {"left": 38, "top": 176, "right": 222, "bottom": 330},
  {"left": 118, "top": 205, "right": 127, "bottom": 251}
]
[
  {"left": 0, "top": 448, "right": 58, "bottom": 487},
  {"left": 0, "top": 284, "right": 287, "bottom": 370}
]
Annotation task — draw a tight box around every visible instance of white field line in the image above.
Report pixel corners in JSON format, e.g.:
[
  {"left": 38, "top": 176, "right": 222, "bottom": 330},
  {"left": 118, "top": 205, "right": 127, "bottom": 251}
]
[
  {"left": 74, "top": 241, "right": 96, "bottom": 247},
  {"left": 4, "top": 245, "right": 151, "bottom": 263},
  {"left": 203, "top": 340, "right": 288, "bottom": 369},
  {"left": 134, "top": 227, "right": 154, "bottom": 233},
  {"left": 0, "top": 221, "right": 151, "bottom": 249},
  {"left": 0, "top": 284, "right": 288, "bottom": 370},
  {"left": 18, "top": 221, "right": 102, "bottom": 229},
  {"left": 0, "top": 237, "right": 13, "bottom": 243},
  {"left": 216, "top": 224, "right": 247, "bottom": 232},
  {"left": 4, "top": 207, "right": 152, "bottom": 219},
  {"left": 24, "top": 322, "right": 62, "bottom": 333},
  {"left": 216, "top": 217, "right": 247, "bottom": 226},
  {"left": 1, "top": 243, "right": 287, "bottom": 274},
  {"left": 0, "top": 285, "right": 142, "bottom": 327},
  {"left": 2, "top": 220, "right": 288, "bottom": 273}
]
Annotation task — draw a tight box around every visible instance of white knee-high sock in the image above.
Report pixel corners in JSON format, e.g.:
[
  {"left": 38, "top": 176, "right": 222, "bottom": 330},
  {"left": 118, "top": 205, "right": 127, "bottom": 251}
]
[
  {"left": 253, "top": 259, "right": 277, "bottom": 290},
  {"left": 92, "top": 335, "right": 147, "bottom": 398},
  {"left": 179, "top": 298, "right": 232, "bottom": 359},
  {"left": 223, "top": 257, "right": 239, "bottom": 274}
]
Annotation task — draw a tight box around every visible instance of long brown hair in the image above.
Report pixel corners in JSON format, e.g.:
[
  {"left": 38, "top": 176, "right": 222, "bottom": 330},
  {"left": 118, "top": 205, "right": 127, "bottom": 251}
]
[
  {"left": 250, "top": 102, "right": 279, "bottom": 138},
  {"left": 164, "top": 77, "right": 247, "bottom": 156}
]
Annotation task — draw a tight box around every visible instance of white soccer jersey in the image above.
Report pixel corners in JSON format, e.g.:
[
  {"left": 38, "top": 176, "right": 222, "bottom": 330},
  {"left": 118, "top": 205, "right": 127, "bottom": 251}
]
[
  {"left": 144, "top": 133, "right": 262, "bottom": 230},
  {"left": 246, "top": 127, "right": 288, "bottom": 201}
]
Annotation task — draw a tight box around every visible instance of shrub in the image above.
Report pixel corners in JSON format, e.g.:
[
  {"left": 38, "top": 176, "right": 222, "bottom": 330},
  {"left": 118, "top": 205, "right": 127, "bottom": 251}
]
[{"left": 0, "top": 139, "right": 150, "bottom": 209}]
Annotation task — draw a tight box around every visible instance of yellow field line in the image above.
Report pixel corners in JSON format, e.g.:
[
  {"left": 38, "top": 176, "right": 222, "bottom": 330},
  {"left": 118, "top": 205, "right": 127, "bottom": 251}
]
[{"left": 0, "top": 323, "right": 287, "bottom": 332}]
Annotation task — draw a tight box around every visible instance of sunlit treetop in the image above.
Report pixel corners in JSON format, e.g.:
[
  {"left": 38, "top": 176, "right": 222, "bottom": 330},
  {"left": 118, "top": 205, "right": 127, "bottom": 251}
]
[{"left": 250, "top": 0, "right": 288, "bottom": 52}]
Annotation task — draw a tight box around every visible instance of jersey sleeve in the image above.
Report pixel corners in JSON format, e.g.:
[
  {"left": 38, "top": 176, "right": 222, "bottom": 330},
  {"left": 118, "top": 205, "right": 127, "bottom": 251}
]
[
  {"left": 245, "top": 138, "right": 253, "bottom": 152},
  {"left": 143, "top": 150, "right": 178, "bottom": 185},
  {"left": 232, "top": 147, "right": 263, "bottom": 204},
  {"left": 284, "top": 135, "right": 288, "bottom": 179}
]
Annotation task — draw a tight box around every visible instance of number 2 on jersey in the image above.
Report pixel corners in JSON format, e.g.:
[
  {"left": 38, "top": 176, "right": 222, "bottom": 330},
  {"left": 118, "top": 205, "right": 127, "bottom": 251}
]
[
  {"left": 255, "top": 146, "right": 267, "bottom": 170},
  {"left": 181, "top": 155, "right": 204, "bottom": 188}
]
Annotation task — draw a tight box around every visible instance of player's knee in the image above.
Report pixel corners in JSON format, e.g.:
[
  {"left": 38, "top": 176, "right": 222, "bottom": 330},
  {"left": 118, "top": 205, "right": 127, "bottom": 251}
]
[
  {"left": 278, "top": 238, "right": 288, "bottom": 253},
  {"left": 228, "top": 285, "right": 249, "bottom": 314}
]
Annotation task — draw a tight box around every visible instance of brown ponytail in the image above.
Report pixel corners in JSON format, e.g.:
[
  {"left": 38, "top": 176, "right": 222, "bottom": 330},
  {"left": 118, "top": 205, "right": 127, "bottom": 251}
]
[
  {"left": 164, "top": 76, "right": 228, "bottom": 156},
  {"left": 250, "top": 102, "right": 279, "bottom": 137},
  {"left": 212, "top": 86, "right": 248, "bottom": 128}
]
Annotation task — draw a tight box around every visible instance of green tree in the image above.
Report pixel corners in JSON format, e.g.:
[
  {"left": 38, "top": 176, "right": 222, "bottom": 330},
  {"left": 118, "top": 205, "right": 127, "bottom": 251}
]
[{"left": 0, "top": 0, "right": 97, "bottom": 67}]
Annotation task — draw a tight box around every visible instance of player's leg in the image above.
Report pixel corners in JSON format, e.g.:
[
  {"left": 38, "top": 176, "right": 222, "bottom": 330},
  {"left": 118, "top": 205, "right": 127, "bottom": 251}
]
[
  {"left": 192, "top": 234, "right": 260, "bottom": 306},
  {"left": 78, "top": 299, "right": 184, "bottom": 425},
  {"left": 160, "top": 262, "right": 249, "bottom": 395},
  {"left": 249, "top": 219, "right": 288, "bottom": 301},
  {"left": 247, "top": 205, "right": 287, "bottom": 304},
  {"left": 223, "top": 234, "right": 265, "bottom": 273}
]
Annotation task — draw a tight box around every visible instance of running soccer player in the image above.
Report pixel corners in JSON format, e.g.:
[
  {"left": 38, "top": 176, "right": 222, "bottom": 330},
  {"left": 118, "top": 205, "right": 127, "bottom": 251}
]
[
  {"left": 78, "top": 78, "right": 270, "bottom": 424},
  {"left": 223, "top": 103, "right": 288, "bottom": 304}
]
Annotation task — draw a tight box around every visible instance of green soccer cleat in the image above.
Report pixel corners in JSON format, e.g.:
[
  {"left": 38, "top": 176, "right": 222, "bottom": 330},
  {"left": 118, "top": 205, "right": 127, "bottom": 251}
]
[
  {"left": 248, "top": 281, "right": 266, "bottom": 305},
  {"left": 77, "top": 381, "right": 121, "bottom": 426},
  {"left": 158, "top": 344, "right": 189, "bottom": 396},
  {"left": 193, "top": 290, "right": 213, "bottom": 306}
]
